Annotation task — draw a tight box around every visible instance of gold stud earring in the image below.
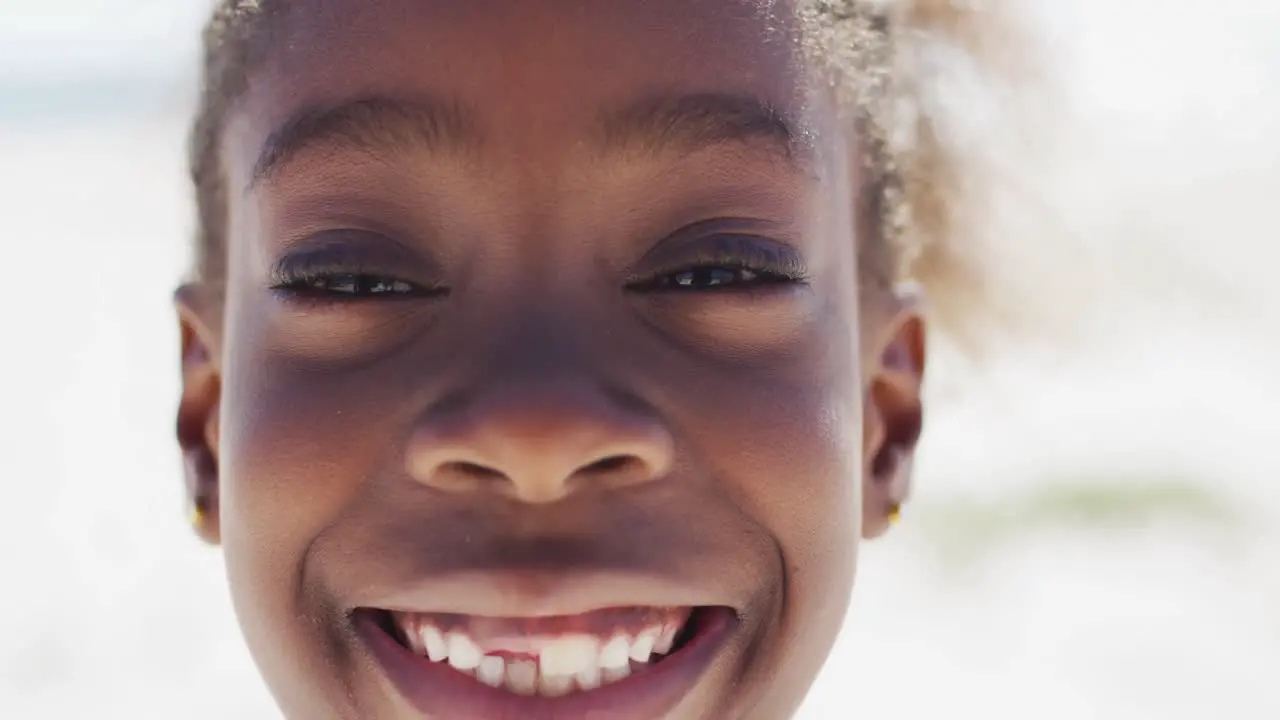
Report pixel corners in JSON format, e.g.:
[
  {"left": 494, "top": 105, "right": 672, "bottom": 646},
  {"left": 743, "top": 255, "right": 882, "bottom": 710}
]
[
  {"left": 189, "top": 501, "right": 206, "bottom": 530},
  {"left": 887, "top": 504, "right": 902, "bottom": 526}
]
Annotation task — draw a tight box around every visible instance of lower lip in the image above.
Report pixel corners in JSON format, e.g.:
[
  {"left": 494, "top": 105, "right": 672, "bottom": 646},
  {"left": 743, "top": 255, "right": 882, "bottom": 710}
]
[{"left": 357, "top": 607, "right": 736, "bottom": 720}]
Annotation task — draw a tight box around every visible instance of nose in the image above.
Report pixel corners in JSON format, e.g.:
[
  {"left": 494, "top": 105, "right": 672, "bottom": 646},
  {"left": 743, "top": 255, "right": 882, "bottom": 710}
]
[{"left": 405, "top": 381, "right": 675, "bottom": 503}]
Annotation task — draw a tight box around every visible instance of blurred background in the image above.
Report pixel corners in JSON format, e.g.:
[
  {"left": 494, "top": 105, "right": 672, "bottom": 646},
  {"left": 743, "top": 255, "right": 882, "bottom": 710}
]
[{"left": 1, "top": 0, "right": 1277, "bottom": 718}]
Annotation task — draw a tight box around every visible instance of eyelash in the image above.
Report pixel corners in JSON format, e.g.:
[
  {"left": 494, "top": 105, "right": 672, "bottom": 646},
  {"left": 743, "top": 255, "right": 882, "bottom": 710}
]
[
  {"left": 627, "top": 237, "right": 809, "bottom": 293},
  {"left": 268, "top": 237, "right": 807, "bottom": 302},
  {"left": 269, "top": 260, "right": 446, "bottom": 300}
]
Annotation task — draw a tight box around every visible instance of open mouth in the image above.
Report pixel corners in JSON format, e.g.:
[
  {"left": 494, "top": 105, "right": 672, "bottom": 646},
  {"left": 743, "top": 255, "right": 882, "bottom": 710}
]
[
  {"left": 356, "top": 604, "right": 734, "bottom": 717},
  {"left": 382, "top": 605, "right": 695, "bottom": 695}
]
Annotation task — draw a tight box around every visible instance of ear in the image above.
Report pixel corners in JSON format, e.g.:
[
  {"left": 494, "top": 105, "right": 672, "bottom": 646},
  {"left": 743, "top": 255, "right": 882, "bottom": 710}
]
[
  {"left": 175, "top": 283, "right": 223, "bottom": 545},
  {"left": 862, "top": 286, "right": 926, "bottom": 540}
]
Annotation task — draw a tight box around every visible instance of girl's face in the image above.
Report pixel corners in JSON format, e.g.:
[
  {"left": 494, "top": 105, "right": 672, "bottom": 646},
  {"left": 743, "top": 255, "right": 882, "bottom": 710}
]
[{"left": 176, "top": 0, "right": 924, "bottom": 717}]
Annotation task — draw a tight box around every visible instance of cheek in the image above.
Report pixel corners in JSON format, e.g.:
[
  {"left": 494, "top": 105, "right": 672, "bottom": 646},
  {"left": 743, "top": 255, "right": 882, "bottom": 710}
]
[
  {"left": 692, "top": 350, "right": 860, "bottom": 716},
  {"left": 714, "top": 378, "right": 860, "bottom": 585},
  {"left": 766, "top": 370, "right": 862, "bottom": 710},
  {"left": 219, "top": 348, "right": 405, "bottom": 589},
  {"left": 670, "top": 291, "right": 862, "bottom": 571},
  {"left": 215, "top": 305, "right": 420, "bottom": 707},
  {"left": 679, "top": 287, "right": 862, "bottom": 700}
]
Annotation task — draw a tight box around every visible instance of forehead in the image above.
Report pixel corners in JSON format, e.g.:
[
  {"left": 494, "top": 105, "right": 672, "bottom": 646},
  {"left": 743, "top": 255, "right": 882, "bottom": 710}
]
[{"left": 223, "top": 0, "right": 821, "bottom": 186}]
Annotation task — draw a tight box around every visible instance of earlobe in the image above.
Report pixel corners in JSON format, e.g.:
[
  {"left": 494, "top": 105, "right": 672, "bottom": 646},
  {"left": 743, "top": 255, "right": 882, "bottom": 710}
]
[
  {"left": 184, "top": 447, "right": 221, "bottom": 545},
  {"left": 175, "top": 283, "right": 223, "bottom": 546},
  {"left": 862, "top": 289, "right": 926, "bottom": 540}
]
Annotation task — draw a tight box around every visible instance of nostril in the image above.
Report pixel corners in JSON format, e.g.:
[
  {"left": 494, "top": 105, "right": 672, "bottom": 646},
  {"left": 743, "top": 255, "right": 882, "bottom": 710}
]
[
  {"left": 447, "top": 461, "right": 506, "bottom": 480},
  {"left": 582, "top": 455, "right": 636, "bottom": 474}
]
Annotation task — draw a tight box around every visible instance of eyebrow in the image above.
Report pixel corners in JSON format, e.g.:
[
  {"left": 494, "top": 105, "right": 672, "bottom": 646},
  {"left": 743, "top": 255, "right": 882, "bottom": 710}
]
[
  {"left": 250, "top": 96, "right": 478, "bottom": 187},
  {"left": 601, "top": 92, "right": 813, "bottom": 172},
  {"left": 249, "top": 91, "right": 811, "bottom": 189}
]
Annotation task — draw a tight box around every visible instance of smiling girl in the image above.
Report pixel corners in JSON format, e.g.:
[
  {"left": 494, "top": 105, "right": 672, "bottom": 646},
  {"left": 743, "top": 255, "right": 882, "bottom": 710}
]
[{"left": 174, "top": 1, "right": 1027, "bottom": 717}]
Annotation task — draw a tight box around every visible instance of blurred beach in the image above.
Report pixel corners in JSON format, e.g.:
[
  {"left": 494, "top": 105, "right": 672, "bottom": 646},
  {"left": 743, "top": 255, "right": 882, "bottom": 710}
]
[{"left": 2, "top": 1, "right": 1277, "bottom": 717}]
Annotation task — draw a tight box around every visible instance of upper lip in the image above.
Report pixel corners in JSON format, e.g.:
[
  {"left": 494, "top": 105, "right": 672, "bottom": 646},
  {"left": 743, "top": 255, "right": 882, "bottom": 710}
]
[
  {"left": 329, "top": 495, "right": 754, "bottom": 620},
  {"left": 357, "top": 569, "right": 733, "bottom": 619}
]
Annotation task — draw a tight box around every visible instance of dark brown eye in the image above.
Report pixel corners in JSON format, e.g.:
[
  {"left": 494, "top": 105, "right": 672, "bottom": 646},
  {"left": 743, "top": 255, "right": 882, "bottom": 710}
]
[
  {"left": 267, "top": 231, "right": 447, "bottom": 302},
  {"left": 654, "top": 267, "right": 765, "bottom": 290},
  {"left": 301, "top": 274, "right": 417, "bottom": 295},
  {"left": 271, "top": 265, "right": 445, "bottom": 301},
  {"left": 627, "top": 232, "right": 809, "bottom": 294}
]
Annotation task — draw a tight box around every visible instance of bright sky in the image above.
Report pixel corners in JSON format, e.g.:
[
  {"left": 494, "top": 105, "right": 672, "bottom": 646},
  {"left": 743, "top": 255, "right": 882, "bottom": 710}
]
[{"left": 0, "top": 0, "right": 207, "bottom": 77}]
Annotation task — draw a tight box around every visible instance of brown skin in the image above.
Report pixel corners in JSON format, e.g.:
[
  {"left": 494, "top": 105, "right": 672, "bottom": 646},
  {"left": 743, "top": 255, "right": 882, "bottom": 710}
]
[{"left": 175, "top": 1, "right": 924, "bottom": 717}]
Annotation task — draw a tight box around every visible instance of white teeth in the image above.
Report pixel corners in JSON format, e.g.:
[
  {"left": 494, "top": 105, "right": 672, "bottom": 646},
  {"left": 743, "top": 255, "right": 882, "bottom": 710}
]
[
  {"left": 446, "top": 632, "right": 483, "bottom": 671},
  {"left": 506, "top": 660, "right": 538, "bottom": 696},
  {"left": 599, "top": 636, "right": 631, "bottom": 670},
  {"left": 393, "top": 616, "right": 684, "bottom": 698},
  {"left": 574, "top": 663, "right": 602, "bottom": 692},
  {"left": 603, "top": 662, "right": 632, "bottom": 683},
  {"left": 422, "top": 626, "right": 448, "bottom": 662},
  {"left": 654, "top": 625, "right": 677, "bottom": 655},
  {"left": 629, "top": 632, "right": 656, "bottom": 662},
  {"left": 538, "top": 672, "right": 575, "bottom": 698},
  {"left": 539, "top": 635, "right": 600, "bottom": 677},
  {"left": 476, "top": 655, "right": 505, "bottom": 688}
]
